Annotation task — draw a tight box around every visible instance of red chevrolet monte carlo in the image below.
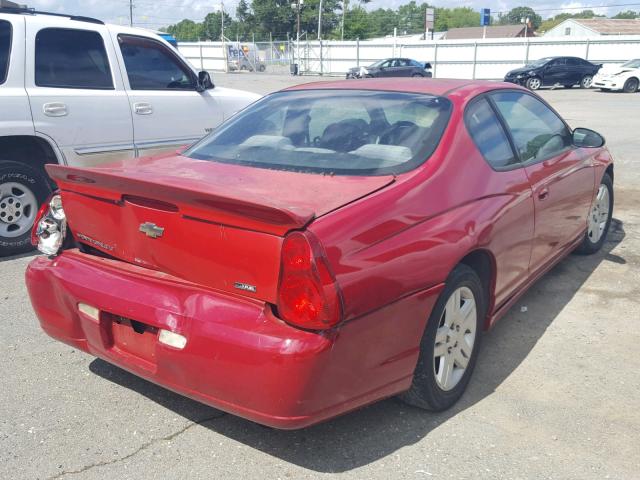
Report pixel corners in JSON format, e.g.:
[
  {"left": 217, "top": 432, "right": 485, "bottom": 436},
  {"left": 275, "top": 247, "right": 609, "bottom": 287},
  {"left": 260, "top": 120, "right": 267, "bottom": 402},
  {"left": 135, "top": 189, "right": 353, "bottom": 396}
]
[{"left": 26, "top": 79, "right": 614, "bottom": 429}]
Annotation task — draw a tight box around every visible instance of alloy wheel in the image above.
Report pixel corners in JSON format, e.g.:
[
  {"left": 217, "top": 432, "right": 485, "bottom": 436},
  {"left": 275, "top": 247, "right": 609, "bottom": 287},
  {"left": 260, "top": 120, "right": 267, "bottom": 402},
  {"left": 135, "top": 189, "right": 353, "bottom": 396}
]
[
  {"left": 587, "top": 184, "right": 610, "bottom": 244},
  {"left": 433, "top": 286, "right": 477, "bottom": 391},
  {"left": 527, "top": 78, "right": 541, "bottom": 90},
  {"left": 581, "top": 75, "right": 593, "bottom": 88}
]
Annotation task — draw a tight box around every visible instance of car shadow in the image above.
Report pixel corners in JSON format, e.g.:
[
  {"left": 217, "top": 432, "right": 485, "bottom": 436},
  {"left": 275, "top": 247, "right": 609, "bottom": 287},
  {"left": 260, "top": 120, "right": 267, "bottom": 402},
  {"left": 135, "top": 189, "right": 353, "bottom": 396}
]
[
  {"left": 0, "top": 250, "right": 37, "bottom": 263},
  {"left": 89, "top": 218, "right": 626, "bottom": 473}
]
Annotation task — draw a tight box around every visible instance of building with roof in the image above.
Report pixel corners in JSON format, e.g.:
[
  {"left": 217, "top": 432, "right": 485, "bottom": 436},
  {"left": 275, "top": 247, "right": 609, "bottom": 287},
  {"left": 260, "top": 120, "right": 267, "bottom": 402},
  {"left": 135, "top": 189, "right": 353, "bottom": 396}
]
[
  {"left": 442, "top": 24, "right": 535, "bottom": 40},
  {"left": 544, "top": 18, "right": 640, "bottom": 37}
]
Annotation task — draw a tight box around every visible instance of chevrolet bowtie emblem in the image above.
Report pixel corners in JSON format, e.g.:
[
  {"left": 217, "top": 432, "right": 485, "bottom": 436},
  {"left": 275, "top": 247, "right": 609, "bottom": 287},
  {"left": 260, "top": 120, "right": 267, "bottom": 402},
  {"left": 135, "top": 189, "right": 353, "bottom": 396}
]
[{"left": 139, "top": 222, "right": 165, "bottom": 239}]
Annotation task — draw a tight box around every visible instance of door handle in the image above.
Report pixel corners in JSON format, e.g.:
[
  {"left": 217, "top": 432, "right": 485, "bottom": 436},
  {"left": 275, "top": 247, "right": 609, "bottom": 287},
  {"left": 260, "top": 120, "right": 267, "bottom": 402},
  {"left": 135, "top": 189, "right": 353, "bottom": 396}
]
[
  {"left": 538, "top": 188, "right": 550, "bottom": 200},
  {"left": 43, "top": 102, "right": 67, "bottom": 117},
  {"left": 134, "top": 103, "right": 153, "bottom": 115}
]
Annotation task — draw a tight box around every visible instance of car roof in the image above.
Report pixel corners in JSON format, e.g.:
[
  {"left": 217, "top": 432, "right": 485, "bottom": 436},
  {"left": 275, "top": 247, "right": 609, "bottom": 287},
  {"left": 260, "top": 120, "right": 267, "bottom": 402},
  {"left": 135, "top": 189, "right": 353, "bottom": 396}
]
[{"left": 282, "top": 78, "right": 523, "bottom": 99}]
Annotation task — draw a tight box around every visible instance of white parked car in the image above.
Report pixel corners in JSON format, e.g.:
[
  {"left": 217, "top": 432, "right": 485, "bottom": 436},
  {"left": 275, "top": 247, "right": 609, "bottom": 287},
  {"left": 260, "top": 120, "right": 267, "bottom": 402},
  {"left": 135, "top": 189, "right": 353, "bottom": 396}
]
[
  {"left": 0, "top": 7, "right": 260, "bottom": 255},
  {"left": 592, "top": 59, "right": 640, "bottom": 93}
]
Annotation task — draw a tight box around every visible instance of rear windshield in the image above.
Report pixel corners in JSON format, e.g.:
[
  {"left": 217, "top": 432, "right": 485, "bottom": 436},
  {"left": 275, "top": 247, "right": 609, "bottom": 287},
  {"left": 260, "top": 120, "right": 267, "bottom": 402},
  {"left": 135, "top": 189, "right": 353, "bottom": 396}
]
[{"left": 186, "top": 90, "right": 452, "bottom": 176}]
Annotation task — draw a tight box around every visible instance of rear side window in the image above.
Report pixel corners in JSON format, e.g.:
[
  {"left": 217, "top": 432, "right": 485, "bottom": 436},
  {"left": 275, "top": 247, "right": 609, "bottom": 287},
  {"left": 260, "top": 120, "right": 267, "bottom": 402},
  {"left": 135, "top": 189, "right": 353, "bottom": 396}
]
[
  {"left": 491, "top": 91, "right": 571, "bottom": 163},
  {"left": 35, "top": 28, "right": 113, "bottom": 89},
  {"left": 118, "top": 34, "right": 195, "bottom": 90},
  {"left": 465, "top": 98, "right": 517, "bottom": 169},
  {"left": 0, "top": 20, "right": 11, "bottom": 84},
  {"left": 186, "top": 90, "right": 453, "bottom": 176}
]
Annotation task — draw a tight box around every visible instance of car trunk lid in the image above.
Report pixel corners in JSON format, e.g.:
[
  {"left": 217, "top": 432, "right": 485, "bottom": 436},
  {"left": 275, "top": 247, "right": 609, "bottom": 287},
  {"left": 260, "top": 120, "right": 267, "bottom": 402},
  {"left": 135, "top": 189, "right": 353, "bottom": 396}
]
[{"left": 46, "top": 155, "right": 394, "bottom": 302}]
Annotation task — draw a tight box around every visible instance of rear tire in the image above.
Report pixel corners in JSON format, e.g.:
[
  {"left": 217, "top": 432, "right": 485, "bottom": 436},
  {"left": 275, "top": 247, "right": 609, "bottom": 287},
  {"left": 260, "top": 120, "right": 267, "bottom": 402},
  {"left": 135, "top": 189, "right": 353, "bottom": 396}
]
[
  {"left": 399, "top": 264, "right": 484, "bottom": 411},
  {"left": 623, "top": 77, "right": 639, "bottom": 93},
  {"left": 0, "top": 161, "right": 52, "bottom": 256},
  {"left": 575, "top": 173, "right": 613, "bottom": 255},
  {"left": 580, "top": 75, "right": 593, "bottom": 89}
]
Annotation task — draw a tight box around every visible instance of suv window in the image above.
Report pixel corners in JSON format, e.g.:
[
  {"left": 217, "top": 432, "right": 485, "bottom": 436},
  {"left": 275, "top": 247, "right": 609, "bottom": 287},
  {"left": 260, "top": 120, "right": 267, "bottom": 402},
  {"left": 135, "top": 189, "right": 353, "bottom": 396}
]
[
  {"left": 491, "top": 91, "right": 571, "bottom": 163},
  {"left": 0, "top": 20, "right": 10, "bottom": 85},
  {"left": 118, "top": 35, "right": 195, "bottom": 90},
  {"left": 465, "top": 97, "right": 517, "bottom": 169},
  {"left": 35, "top": 28, "right": 113, "bottom": 89}
]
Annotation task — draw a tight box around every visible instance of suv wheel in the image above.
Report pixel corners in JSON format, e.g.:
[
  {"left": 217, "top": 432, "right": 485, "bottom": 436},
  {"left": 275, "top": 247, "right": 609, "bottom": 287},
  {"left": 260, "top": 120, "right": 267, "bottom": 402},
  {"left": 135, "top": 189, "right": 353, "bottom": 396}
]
[
  {"left": 580, "top": 75, "right": 593, "bottom": 89},
  {"left": 0, "top": 161, "right": 52, "bottom": 256},
  {"left": 525, "top": 77, "right": 541, "bottom": 90}
]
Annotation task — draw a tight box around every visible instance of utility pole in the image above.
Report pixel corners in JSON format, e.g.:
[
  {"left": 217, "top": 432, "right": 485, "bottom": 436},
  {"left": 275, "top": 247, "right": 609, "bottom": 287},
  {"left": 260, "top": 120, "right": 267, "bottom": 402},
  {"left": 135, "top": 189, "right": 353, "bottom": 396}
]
[
  {"left": 317, "top": 0, "right": 323, "bottom": 40},
  {"left": 341, "top": 0, "right": 346, "bottom": 41},
  {"left": 129, "top": 0, "right": 133, "bottom": 27},
  {"left": 221, "top": 1, "right": 225, "bottom": 41},
  {"left": 296, "top": 0, "right": 301, "bottom": 43}
]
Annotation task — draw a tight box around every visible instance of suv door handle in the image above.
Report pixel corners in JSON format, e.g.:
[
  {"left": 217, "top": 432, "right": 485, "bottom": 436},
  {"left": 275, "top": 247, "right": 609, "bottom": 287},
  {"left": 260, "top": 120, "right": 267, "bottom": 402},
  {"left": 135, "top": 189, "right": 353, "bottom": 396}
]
[
  {"left": 43, "top": 102, "right": 67, "bottom": 117},
  {"left": 134, "top": 102, "right": 153, "bottom": 115}
]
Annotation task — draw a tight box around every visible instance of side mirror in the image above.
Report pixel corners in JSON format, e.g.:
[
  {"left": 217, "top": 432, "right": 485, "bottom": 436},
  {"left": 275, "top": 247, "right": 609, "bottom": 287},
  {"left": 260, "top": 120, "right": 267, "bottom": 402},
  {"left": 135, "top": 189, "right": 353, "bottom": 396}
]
[
  {"left": 424, "top": 62, "right": 432, "bottom": 69},
  {"left": 573, "top": 128, "right": 605, "bottom": 148},
  {"left": 197, "top": 70, "right": 214, "bottom": 92}
]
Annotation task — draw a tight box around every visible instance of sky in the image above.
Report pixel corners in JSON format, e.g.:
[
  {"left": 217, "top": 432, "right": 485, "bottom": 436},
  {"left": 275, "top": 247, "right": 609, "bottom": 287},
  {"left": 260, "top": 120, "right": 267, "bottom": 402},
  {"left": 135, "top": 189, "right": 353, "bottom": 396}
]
[{"left": 26, "top": 0, "right": 639, "bottom": 30}]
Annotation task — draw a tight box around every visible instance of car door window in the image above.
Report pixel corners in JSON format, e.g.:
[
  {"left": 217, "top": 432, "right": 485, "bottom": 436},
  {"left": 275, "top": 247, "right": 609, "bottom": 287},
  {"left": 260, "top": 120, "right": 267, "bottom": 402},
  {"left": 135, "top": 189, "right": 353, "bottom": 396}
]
[
  {"left": 465, "top": 97, "right": 517, "bottom": 169},
  {"left": 118, "top": 34, "right": 196, "bottom": 90},
  {"left": 0, "top": 20, "right": 11, "bottom": 85},
  {"left": 491, "top": 91, "right": 572, "bottom": 163},
  {"left": 566, "top": 58, "right": 580, "bottom": 66},
  {"left": 35, "top": 28, "right": 113, "bottom": 89}
]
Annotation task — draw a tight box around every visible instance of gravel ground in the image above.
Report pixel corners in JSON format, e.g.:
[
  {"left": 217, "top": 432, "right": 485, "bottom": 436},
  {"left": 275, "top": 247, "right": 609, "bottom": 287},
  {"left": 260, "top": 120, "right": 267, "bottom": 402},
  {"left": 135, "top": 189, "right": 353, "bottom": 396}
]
[{"left": 1, "top": 74, "right": 639, "bottom": 480}]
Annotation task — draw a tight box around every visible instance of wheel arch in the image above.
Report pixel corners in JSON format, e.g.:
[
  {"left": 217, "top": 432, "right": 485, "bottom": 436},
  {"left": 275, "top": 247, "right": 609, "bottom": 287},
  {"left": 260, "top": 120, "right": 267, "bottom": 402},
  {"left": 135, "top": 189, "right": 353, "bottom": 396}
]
[
  {"left": 456, "top": 248, "right": 497, "bottom": 329},
  {"left": 605, "top": 163, "right": 614, "bottom": 184},
  {"left": 0, "top": 135, "right": 61, "bottom": 188}
]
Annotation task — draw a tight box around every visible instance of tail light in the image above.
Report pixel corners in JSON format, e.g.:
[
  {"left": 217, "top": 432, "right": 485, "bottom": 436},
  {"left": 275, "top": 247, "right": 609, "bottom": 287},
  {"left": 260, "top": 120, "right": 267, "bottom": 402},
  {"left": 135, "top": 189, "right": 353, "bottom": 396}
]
[
  {"left": 31, "top": 192, "right": 67, "bottom": 256},
  {"left": 276, "top": 231, "right": 343, "bottom": 330}
]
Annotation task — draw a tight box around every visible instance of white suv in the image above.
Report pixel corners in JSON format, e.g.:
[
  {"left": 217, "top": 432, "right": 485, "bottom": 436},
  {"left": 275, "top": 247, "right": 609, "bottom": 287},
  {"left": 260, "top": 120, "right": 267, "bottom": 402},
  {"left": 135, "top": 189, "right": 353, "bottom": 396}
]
[{"left": 0, "top": 7, "right": 260, "bottom": 255}]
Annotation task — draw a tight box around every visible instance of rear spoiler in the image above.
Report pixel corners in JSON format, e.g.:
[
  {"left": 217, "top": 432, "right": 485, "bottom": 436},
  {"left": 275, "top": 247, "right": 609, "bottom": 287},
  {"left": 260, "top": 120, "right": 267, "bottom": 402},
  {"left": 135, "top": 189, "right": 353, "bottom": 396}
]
[{"left": 46, "top": 164, "right": 315, "bottom": 236}]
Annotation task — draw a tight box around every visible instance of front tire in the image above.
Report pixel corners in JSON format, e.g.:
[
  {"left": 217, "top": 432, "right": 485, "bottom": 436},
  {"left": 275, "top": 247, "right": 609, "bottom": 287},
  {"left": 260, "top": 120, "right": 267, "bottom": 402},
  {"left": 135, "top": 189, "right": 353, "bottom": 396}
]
[
  {"left": 575, "top": 173, "right": 613, "bottom": 255},
  {"left": 580, "top": 75, "right": 593, "bottom": 89},
  {"left": 0, "top": 161, "right": 52, "bottom": 256},
  {"left": 400, "top": 265, "right": 484, "bottom": 411},
  {"left": 623, "top": 77, "right": 639, "bottom": 93},
  {"left": 525, "top": 77, "right": 541, "bottom": 90}
]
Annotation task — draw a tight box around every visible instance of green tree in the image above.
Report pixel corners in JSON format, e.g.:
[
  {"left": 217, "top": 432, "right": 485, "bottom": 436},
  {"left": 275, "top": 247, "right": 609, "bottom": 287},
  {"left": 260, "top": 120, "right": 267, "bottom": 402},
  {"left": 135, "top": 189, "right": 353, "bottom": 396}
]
[
  {"left": 613, "top": 10, "right": 639, "bottom": 19},
  {"left": 435, "top": 7, "right": 480, "bottom": 31},
  {"left": 202, "top": 11, "right": 234, "bottom": 41},
  {"left": 499, "top": 6, "right": 542, "bottom": 29},
  {"left": 342, "top": 5, "right": 369, "bottom": 39},
  {"left": 166, "top": 19, "right": 203, "bottom": 41},
  {"left": 251, "top": 0, "right": 295, "bottom": 39}
]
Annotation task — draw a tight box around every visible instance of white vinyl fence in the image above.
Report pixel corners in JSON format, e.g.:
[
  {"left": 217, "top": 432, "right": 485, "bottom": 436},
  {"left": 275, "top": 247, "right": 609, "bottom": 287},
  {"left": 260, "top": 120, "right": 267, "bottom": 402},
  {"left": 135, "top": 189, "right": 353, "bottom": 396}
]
[{"left": 178, "top": 35, "right": 640, "bottom": 80}]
